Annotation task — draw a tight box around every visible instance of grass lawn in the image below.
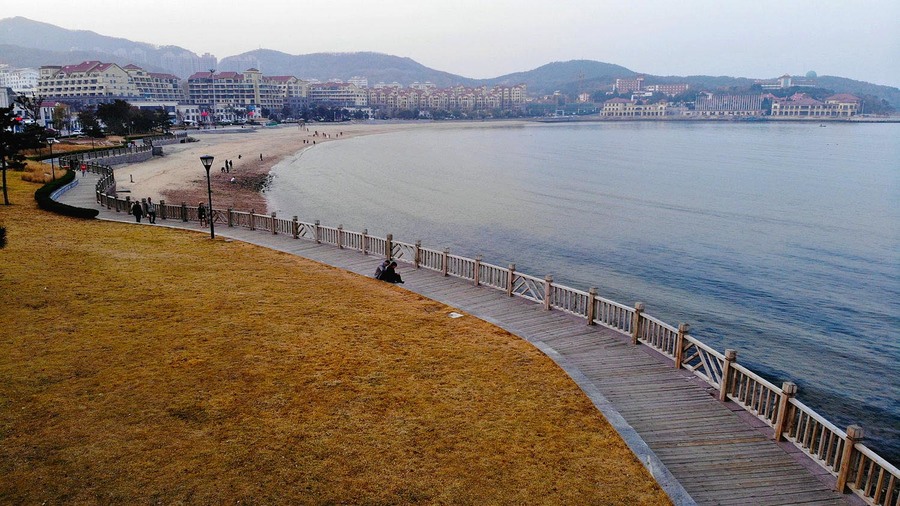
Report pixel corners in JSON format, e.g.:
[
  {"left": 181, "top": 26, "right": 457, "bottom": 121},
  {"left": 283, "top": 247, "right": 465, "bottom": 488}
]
[{"left": 0, "top": 175, "right": 669, "bottom": 504}]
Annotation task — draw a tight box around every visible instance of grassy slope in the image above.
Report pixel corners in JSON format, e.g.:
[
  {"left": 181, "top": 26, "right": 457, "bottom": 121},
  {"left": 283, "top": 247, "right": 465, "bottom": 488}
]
[{"left": 0, "top": 176, "right": 669, "bottom": 504}]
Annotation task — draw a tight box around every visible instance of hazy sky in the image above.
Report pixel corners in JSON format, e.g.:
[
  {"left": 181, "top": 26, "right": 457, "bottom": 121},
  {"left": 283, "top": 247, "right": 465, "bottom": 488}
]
[{"left": 7, "top": 0, "right": 900, "bottom": 86}]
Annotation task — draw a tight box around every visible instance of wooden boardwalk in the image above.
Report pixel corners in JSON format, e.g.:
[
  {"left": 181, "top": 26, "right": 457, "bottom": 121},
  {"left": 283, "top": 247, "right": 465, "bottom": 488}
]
[{"left": 59, "top": 176, "right": 854, "bottom": 505}]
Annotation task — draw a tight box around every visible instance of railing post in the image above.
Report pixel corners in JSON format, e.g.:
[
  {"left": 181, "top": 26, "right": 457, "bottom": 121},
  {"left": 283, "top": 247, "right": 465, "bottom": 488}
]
[
  {"left": 314, "top": 220, "right": 321, "bottom": 243},
  {"left": 292, "top": 216, "right": 299, "bottom": 238},
  {"left": 442, "top": 248, "right": 450, "bottom": 276},
  {"left": 362, "top": 229, "right": 368, "bottom": 255},
  {"left": 506, "top": 264, "right": 516, "bottom": 297},
  {"left": 675, "top": 323, "right": 689, "bottom": 369},
  {"left": 112, "top": 196, "right": 119, "bottom": 212},
  {"left": 474, "top": 255, "right": 482, "bottom": 286},
  {"left": 385, "top": 233, "right": 393, "bottom": 259},
  {"left": 125, "top": 196, "right": 131, "bottom": 215},
  {"left": 160, "top": 200, "right": 167, "bottom": 220},
  {"left": 337, "top": 225, "right": 344, "bottom": 248},
  {"left": 250, "top": 210, "right": 256, "bottom": 231},
  {"left": 544, "top": 275, "right": 553, "bottom": 310},
  {"left": 586, "top": 287, "right": 598, "bottom": 325},
  {"left": 718, "top": 349, "right": 737, "bottom": 402},
  {"left": 774, "top": 381, "right": 797, "bottom": 442},
  {"left": 414, "top": 240, "right": 421, "bottom": 269},
  {"left": 228, "top": 208, "right": 234, "bottom": 228},
  {"left": 836, "top": 425, "right": 863, "bottom": 493},
  {"left": 631, "top": 302, "right": 645, "bottom": 344},
  {"left": 141, "top": 198, "right": 147, "bottom": 216},
  {"left": 181, "top": 202, "right": 188, "bottom": 222},
  {"left": 271, "top": 212, "right": 277, "bottom": 234}
]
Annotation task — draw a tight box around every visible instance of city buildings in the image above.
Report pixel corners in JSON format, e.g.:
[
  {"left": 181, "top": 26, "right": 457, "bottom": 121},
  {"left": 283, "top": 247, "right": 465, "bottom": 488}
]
[
  {"left": 0, "top": 64, "right": 39, "bottom": 93},
  {"left": 14, "top": 58, "right": 866, "bottom": 123},
  {"left": 694, "top": 93, "right": 765, "bottom": 116},
  {"left": 366, "top": 84, "right": 527, "bottom": 112}
]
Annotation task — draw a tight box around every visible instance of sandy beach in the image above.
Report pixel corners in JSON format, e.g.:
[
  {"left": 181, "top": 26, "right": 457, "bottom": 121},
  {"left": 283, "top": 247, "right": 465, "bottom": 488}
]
[
  {"left": 114, "top": 120, "right": 527, "bottom": 213},
  {"left": 113, "top": 122, "right": 412, "bottom": 212}
]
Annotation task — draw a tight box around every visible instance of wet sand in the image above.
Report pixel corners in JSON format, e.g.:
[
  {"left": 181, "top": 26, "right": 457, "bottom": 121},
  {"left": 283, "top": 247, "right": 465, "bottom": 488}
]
[
  {"left": 115, "top": 122, "right": 413, "bottom": 212},
  {"left": 116, "top": 121, "right": 526, "bottom": 212}
]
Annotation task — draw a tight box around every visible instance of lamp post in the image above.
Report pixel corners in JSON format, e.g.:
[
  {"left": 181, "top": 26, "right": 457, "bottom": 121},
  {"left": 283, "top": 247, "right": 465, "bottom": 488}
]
[
  {"left": 200, "top": 155, "right": 215, "bottom": 239},
  {"left": 48, "top": 140, "right": 55, "bottom": 181}
]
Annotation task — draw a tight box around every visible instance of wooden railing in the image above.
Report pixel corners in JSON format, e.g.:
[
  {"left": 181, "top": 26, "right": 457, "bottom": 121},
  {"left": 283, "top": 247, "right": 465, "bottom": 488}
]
[
  {"left": 87, "top": 163, "right": 898, "bottom": 506},
  {"left": 61, "top": 144, "right": 151, "bottom": 163}
]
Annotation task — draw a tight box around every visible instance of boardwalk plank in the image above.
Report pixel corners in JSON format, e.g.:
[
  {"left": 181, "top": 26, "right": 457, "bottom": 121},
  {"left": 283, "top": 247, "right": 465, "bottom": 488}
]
[{"left": 62, "top": 176, "right": 852, "bottom": 506}]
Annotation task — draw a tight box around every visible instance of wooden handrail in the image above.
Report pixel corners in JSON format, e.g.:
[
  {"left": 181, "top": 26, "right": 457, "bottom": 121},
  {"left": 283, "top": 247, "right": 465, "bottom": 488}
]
[{"left": 90, "top": 167, "right": 898, "bottom": 505}]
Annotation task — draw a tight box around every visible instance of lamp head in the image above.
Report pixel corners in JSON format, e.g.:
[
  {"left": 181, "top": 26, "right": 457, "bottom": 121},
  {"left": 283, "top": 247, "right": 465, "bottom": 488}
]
[{"left": 200, "top": 155, "right": 214, "bottom": 171}]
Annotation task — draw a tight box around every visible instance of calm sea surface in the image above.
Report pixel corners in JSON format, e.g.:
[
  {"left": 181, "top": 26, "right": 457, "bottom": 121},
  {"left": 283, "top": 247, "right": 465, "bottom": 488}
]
[{"left": 268, "top": 121, "right": 900, "bottom": 461}]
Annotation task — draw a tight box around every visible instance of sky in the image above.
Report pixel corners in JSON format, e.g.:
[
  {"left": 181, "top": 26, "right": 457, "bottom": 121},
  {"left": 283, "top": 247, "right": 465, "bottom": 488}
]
[{"left": 6, "top": 0, "right": 900, "bottom": 87}]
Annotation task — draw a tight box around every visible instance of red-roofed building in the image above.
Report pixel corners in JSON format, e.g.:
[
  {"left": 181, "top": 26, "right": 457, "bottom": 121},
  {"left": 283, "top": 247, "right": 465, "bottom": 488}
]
[
  {"left": 602, "top": 98, "right": 669, "bottom": 117},
  {"left": 825, "top": 94, "right": 861, "bottom": 117},
  {"left": 771, "top": 93, "right": 858, "bottom": 117},
  {"left": 186, "top": 68, "right": 288, "bottom": 123},
  {"left": 38, "top": 61, "right": 139, "bottom": 103}
]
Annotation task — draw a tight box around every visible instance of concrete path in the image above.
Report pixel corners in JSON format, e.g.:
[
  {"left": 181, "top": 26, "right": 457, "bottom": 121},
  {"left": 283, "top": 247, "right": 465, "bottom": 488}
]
[{"left": 57, "top": 174, "right": 855, "bottom": 505}]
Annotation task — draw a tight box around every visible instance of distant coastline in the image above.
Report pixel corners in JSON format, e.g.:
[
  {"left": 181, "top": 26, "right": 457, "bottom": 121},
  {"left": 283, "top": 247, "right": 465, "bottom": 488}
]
[{"left": 533, "top": 115, "right": 900, "bottom": 124}]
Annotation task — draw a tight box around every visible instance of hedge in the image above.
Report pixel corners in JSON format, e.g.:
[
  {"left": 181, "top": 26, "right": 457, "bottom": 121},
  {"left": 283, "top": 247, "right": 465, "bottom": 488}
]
[{"left": 34, "top": 170, "right": 100, "bottom": 219}]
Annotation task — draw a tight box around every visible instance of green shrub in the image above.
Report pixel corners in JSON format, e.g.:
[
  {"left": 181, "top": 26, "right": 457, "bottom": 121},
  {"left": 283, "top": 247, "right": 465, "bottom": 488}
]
[{"left": 34, "top": 170, "right": 100, "bottom": 219}]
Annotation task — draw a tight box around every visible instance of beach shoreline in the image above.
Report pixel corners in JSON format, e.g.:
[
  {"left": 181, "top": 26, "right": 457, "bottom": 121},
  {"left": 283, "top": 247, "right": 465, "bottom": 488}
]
[{"left": 114, "top": 120, "right": 528, "bottom": 213}]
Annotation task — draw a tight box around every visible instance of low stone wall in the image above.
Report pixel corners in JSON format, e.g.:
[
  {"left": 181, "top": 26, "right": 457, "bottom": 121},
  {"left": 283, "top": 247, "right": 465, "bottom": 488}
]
[{"left": 96, "top": 151, "right": 153, "bottom": 166}]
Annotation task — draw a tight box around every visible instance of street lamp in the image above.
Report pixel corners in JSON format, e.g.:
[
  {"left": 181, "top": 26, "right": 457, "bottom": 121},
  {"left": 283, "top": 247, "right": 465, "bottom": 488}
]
[
  {"left": 200, "top": 154, "right": 215, "bottom": 239},
  {"left": 48, "top": 140, "right": 55, "bottom": 181}
]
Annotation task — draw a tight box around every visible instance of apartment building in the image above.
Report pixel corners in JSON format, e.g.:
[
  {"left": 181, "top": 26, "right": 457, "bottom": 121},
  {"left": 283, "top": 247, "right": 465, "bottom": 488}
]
[
  {"left": 366, "top": 84, "right": 527, "bottom": 112},
  {"left": 38, "top": 61, "right": 140, "bottom": 103},
  {"left": 186, "top": 68, "right": 285, "bottom": 121},
  {"left": 0, "top": 65, "right": 39, "bottom": 94},
  {"left": 123, "top": 65, "right": 185, "bottom": 102},
  {"left": 644, "top": 83, "right": 689, "bottom": 96},
  {"left": 308, "top": 82, "right": 368, "bottom": 107},
  {"left": 615, "top": 77, "right": 644, "bottom": 94}
]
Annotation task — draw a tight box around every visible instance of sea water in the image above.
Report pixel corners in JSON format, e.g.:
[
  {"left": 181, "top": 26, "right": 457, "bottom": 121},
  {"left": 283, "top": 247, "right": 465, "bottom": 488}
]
[{"left": 267, "top": 121, "right": 900, "bottom": 461}]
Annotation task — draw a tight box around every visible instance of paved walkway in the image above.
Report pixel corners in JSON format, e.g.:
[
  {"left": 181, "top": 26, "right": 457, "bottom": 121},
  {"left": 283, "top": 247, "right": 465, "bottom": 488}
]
[{"left": 58, "top": 174, "right": 854, "bottom": 505}]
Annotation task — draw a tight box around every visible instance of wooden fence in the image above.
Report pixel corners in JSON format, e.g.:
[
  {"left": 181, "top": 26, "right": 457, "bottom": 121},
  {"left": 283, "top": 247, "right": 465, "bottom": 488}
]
[{"left": 85, "top": 160, "right": 898, "bottom": 506}]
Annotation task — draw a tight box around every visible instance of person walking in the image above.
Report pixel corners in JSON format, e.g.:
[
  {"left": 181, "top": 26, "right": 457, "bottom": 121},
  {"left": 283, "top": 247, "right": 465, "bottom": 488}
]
[
  {"left": 146, "top": 198, "right": 157, "bottom": 224},
  {"left": 131, "top": 201, "right": 143, "bottom": 223},
  {"left": 198, "top": 202, "right": 207, "bottom": 227}
]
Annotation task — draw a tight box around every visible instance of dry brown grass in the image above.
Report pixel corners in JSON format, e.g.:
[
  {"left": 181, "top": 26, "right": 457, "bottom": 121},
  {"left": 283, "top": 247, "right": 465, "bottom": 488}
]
[
  {"left": 0, "top": 176, "right": 670, "bottom": 504},
  {"left": 18, "top": 160, "right": 67, "bottom": 184}
]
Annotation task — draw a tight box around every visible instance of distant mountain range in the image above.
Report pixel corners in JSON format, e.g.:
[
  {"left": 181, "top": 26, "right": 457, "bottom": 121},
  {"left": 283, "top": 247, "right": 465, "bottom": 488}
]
[{"left": 2, "top": 16, "right": 898, "bottom": 108}]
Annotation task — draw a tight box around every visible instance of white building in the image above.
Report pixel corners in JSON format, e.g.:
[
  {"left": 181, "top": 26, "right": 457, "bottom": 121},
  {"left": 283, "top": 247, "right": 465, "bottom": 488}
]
[{"left": 0, "top": 65, "right": 39, "bottom": 94}]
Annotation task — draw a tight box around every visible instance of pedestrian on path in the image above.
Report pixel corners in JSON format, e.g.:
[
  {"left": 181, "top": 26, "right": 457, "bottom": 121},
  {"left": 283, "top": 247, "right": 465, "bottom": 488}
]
[
  {"left": 198, "top": 202, "right": 207, "bottom": 227},
  {"left": 146, "top": 198, "right": 157, "bottom": 224},
  {"left": 131, "top": 201, "right": 144, "bottom": 223}
]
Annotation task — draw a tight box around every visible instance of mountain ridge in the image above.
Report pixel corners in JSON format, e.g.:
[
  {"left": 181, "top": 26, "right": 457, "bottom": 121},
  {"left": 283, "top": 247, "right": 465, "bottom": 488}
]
[{"left": 1, "top": 16, "right": 897, "bottom": 107}]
